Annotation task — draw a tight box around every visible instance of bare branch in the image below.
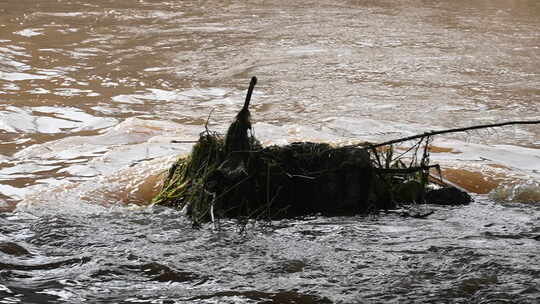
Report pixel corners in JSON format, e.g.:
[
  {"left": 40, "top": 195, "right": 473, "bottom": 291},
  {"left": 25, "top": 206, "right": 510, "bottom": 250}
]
[{"left": 349, "top": 120, "right": 540, "bottom": 150}]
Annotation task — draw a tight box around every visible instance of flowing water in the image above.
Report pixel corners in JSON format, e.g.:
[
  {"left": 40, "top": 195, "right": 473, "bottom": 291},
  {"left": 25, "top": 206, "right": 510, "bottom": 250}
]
[{"left": 1, "top": 0, "right": 539, "bottom": 303}]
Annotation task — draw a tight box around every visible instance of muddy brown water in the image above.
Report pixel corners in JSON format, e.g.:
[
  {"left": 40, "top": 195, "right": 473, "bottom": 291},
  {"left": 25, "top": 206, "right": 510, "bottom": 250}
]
[{"left": 1, "top": 0, "right": 539, "bottom": 303}]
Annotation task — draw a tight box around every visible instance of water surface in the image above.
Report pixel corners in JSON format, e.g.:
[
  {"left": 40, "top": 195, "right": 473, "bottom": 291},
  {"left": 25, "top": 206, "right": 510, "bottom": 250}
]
[{"left": 1, "top": 0, "right": 539, "bottom": 303}]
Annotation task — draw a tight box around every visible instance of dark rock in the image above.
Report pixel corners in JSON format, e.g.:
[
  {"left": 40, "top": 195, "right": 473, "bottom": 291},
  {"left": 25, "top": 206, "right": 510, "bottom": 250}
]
[{"left": 425, "top": 187, "right": 472, "bottom": 205}]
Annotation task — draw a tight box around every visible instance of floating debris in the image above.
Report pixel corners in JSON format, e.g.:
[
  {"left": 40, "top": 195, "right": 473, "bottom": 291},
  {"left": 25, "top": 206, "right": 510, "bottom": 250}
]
[{"left": 153, "top": 77, "right": 540, "bottom": 225}]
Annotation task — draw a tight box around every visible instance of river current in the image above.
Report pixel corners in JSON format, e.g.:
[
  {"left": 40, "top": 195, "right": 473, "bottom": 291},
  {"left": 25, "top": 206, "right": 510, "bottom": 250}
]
[{"left": 0, "top": 1, "right": 539, "bottom": 303}]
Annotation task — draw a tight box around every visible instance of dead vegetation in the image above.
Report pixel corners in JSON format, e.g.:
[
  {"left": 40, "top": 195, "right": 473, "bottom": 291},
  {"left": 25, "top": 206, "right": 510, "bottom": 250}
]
[{"left": 153, "top": 77, "right": 539, "bottom": 226}]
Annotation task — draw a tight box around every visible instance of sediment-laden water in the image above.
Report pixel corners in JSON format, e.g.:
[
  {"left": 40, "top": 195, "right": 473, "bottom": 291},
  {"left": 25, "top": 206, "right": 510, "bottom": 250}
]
[{"left": 1, "top": 0, "right": 539, "bottom": 303}]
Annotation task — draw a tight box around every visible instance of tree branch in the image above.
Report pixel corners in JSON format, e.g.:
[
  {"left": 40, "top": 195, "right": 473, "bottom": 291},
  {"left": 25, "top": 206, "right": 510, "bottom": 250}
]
[{"left": 351, "top": 120, "right": 540, "bottom": 150}]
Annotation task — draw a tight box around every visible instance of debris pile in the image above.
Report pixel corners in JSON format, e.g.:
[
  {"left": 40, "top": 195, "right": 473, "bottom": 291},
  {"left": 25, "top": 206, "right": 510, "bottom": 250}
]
[{"left": 153, "top": 77, "right": 480, "bottom": 225}]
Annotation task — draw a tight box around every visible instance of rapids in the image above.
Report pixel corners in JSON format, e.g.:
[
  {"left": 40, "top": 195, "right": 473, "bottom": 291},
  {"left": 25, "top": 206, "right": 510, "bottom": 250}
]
[{"left": 0, "top": 0, "right": 539, "bottom": 303}]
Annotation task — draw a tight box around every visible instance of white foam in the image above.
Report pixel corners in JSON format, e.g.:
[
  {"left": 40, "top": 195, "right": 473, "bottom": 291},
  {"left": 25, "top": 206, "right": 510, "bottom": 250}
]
[
  {"left": 14, "top": 29, "right": 43, "bottom": 37},
  {"left": 0, "top": 106, "right": 118, "bottom": 134},
  {"left": 489, "top": 181, "right": 540, "bottom": 203},
  {"left": 0, "top": 72, "right": 48, "bottom": 81}
]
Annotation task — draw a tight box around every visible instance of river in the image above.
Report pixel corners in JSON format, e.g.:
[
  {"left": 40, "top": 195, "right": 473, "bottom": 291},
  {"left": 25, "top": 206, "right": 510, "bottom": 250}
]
[{"left": 0, "top": 0, "right": 539, "bottom": 303}]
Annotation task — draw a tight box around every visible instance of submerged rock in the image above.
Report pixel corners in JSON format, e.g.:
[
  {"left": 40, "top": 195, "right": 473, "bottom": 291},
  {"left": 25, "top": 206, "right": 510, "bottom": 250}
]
[{"left": 425, "top": 187, "right": 472, "bottom": 205}]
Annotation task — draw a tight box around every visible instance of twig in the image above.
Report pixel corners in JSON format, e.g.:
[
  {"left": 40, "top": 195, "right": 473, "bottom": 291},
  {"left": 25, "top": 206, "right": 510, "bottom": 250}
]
[
  {"left": 375, "top": 164, "right": 440, "bottom": 174},
  {"left": 346, "top": 120, "right": 540, "bottom": 150},
  {"left": 205, "top": 108, "right": 215, "bottom": 133},
  {"left": 391, "top": 137, "right": 422, "bottom": 164},
  {"left": 285, "top": 173, "right": 316, "bottom": 180}
]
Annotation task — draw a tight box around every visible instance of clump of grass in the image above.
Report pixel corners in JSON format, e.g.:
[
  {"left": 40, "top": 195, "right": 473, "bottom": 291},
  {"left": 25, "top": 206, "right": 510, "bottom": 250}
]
[{"left": 152, "top": 131, "right": 225, "bottom": 224}]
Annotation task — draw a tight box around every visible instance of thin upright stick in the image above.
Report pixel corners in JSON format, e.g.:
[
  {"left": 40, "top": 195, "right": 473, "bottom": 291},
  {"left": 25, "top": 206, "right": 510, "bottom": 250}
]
[
  {"left": 243, "top": 76, "right": 257, "bottom": 111},
  {"left": 224, "top": 76, "right": 258, "bottom": 154}
]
